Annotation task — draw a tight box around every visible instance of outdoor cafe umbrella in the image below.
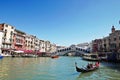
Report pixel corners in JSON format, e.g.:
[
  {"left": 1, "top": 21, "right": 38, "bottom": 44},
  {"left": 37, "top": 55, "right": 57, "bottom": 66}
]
[{"left": 24, "top": 50, "right": 34, "bottom": 54}]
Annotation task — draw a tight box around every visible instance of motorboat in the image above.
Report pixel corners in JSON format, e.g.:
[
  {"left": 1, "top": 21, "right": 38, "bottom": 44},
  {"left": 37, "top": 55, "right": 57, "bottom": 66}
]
[
  {"left": 82, "top": 53, "right": 101, "bottom": 61},
  {"left": 51, "top": 55, "right": 59, "bottom": 59}
]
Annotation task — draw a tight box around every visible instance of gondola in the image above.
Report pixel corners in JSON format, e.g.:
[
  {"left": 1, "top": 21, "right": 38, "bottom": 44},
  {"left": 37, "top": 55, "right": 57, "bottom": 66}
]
[{"left": 75, "top": 62, "right": 100, "bottom": 73}]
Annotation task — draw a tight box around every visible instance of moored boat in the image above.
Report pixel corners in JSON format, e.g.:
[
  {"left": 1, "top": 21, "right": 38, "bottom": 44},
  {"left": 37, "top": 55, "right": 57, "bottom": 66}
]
[
  {"left": 21, "top": 54, "right": 38, "bottom": 58},
  {"left": 98, "top": 53, "right": 107, "bottom": 61},
  {"left": 0, "top": 55, "right": 3, "bottom": 59},
  {"left": 82, "top": 53, "right": 101, "bottom": 61},
  {"left": 51, "top": 55, "right": 59, "bottom": 58},
  {"left": 75, "top": 62, "right": 100, "bottom": 73}
]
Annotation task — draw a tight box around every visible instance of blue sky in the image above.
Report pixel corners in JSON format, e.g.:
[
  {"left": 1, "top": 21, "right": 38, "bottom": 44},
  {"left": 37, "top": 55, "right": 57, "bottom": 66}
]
[{"left": 0, "top": 0, "right": 120, "bottom": 46}]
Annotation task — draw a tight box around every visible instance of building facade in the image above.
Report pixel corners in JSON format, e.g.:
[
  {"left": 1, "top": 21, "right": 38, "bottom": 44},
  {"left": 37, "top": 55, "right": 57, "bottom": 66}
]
[
  {"left": 0, "top": 23, "right": 56, "bottom": 56},
  {"left": 39, "top": 40, "right": 46, "bottom": 52},
  {"left": 49, "top": 43, "right": 57, "bottom": 53},
  {"left": 13, "top": 29, "right": 26, "bottom": 50},
  {"left": 34, "top": 36, "right": 40, "bottom": 52},
  {"left": 92, "top": 26, "right": 120, "bottom": 53},
  {"left": 45, "top": 41, "right": 51, "bottom": 53},
  {"left": 25, "top": 34, "right": 35, "bottom": 50},
  {"left": 109, "top": 26, "right": 120, "bottom": 52},
  {"left": 0, "top": 23, "right": 15, "bottom": 55},
  {"left": 92, "top": 39, "right": 102, "bottom": 52},
  {"left": 101, "top": 36, "right": 110, "bottom": 52},
  {"left": 0, "top": 31, "right": 4, "bottom": 54}
]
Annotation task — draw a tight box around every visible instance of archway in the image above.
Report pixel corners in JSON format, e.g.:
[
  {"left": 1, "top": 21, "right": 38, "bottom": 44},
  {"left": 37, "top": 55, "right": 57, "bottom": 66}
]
[{"left": 63, "top": 50, "right": 83, "bottom": 56}]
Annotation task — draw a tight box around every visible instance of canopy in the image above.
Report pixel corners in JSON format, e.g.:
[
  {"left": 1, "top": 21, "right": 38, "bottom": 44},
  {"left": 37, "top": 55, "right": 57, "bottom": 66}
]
[
  {"left": 14, "top": 50, "right": 24, "bottom": 53},
  {"left": 24, "top": 50, "right": 34, "bottom": 54}
]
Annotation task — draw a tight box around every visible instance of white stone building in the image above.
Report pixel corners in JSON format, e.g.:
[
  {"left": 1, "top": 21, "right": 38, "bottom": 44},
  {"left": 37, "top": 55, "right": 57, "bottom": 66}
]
[
  {"left": 0, "top": 23, "right": 15, "bottom": 55},
  {"left": 39, "top": 40, "right": 46, "bottom": 52},
  {"left": 49, "top": 43, "right": 57, "bottom": 53},
  {"left": 0, "top": 31, "right": 4, "bottom": 54}
]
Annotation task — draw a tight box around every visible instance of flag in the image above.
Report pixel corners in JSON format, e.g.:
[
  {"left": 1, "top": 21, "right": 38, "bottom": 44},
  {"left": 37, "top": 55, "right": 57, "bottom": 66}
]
[{"left": 119, "top": 20, "right": 120, "bottom": 24}]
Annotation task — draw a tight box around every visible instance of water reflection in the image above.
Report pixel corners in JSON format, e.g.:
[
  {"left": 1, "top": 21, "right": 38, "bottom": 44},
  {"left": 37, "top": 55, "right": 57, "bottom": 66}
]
[
  {"left": 0, "top": 57, "right": 120, "bottom": 80},
  {"left": 101, "top": 62, "right": 120, "bottom": 71}
]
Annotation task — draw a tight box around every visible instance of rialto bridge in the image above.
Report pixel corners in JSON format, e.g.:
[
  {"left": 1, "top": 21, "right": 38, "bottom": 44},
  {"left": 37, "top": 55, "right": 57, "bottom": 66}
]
[{"left": 52, "top": 45, "right": 90, "bottom": 56}]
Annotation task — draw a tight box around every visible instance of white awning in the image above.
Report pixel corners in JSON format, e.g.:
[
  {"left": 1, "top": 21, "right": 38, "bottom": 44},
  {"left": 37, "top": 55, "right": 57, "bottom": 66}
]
[{"left": 14, "top": 50, "right": 24, "bottom": 53}]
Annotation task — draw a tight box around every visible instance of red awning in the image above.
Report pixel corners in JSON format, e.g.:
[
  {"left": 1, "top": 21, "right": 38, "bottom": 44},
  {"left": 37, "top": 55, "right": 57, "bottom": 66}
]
[{"left": 24, "top": 50, "right": 34, "bottom": 54}]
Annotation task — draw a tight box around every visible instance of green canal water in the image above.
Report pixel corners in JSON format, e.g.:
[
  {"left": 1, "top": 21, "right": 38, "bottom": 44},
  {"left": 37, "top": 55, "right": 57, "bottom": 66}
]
[{"left": 0, "top": 57, "right": 120, "bottom": 80}]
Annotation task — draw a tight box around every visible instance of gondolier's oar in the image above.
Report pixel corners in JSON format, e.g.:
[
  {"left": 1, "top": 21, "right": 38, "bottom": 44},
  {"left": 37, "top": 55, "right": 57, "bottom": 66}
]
[
  {"left": 82, "top": 65, "right": 87, "bottom": 69},
  {"left": 75, "top": 62, "right": 77, "bottom": 67}
]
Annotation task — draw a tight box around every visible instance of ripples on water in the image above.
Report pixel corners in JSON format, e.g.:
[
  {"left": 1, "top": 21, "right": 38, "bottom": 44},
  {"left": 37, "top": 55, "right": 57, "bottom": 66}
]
[{"left": 0, "top": 57, "right": 120, "bottom": 80}]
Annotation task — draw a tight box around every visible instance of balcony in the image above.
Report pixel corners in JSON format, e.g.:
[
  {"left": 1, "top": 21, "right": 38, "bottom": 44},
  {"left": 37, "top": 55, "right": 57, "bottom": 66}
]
[
  {"left": 15, "top": 42, "right": 23, "bottom": 45},
  {"left": 2, "top": 40, "right": 12, "bottom": 44},
  {"left": 1, "top": 46, "right": 13, "bottom": 51}
]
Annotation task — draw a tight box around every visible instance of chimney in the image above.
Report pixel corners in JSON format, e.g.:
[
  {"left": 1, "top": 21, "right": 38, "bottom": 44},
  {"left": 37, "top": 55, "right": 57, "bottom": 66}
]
[{"left": 111, "top": 26, "right": 115, "bottom": 33}]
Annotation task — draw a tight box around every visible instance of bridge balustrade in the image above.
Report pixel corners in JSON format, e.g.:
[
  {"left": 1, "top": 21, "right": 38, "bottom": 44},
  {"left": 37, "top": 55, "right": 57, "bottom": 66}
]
[{"left": 51, "top": 46, "right": 90, "bottom": 56}]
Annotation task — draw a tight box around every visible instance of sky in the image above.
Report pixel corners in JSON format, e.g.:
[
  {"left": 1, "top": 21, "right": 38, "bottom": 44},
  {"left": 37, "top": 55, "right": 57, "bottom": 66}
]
[{"left": 0, "top": 0, "right": 120, "bottom": 47}]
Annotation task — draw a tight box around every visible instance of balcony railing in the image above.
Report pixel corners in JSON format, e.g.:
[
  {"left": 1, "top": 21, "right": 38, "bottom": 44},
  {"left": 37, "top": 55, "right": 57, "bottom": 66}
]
[
  {"left": 15, "top": 42, "right": 23, "bottom": 45},
  {"left": 1, "top": 46, "right": 12, "bottom": 49},
  {"left": 2, "top": 40, "right": 12, "bottom": 44}
]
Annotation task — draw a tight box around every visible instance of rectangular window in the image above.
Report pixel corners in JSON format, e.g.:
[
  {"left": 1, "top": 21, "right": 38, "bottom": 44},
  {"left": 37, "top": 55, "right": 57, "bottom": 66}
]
[
  {"left": 1, "top": 28, "right": 3, "bottom": 30},
  {"left": 11, "top": 31, "right": 13, "bottom": 35},
  {"left": 5, "top": 29, "right": 7, "bottom": 32},
  {"left": 4, "top": 33, "right": 6, "bottom": 37},
  {"left": 104, "top": 39, "right": 106, "bottom": 42},
  {"left": 114, "top": 44, "right": 116, "bottom": 48},
  {"left": 118, "top": 32, "right": 120, "bottom": 35},
  {"left": 114, "top": 38, "right": 116, "bottom": 41},
  {"left": 5, "top": 24, "right": 8, "bottom": 27}
]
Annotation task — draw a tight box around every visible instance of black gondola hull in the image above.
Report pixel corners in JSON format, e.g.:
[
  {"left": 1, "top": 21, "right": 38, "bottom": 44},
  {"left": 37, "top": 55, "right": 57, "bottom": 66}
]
[
  {"left": 75, "top": 62, "right": 99, "bottom": 73},
  {"left": 76, "top": 66, "right": 99, "bottom": 72}
]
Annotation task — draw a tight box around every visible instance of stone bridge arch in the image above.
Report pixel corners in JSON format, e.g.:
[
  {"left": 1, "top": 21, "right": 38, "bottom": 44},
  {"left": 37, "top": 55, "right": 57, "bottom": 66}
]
[
  {"left": 52, "top": 45, "right": 89, "bottom": 56},
  {"left": 63, "top": 50, "right": 83, "bottom": 56}
]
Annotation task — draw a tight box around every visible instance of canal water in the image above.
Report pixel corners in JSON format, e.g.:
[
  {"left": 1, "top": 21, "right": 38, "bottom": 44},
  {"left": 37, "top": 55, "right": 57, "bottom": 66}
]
[{"left": 0, "top": 57, "right": 120, "bottom": 80}]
